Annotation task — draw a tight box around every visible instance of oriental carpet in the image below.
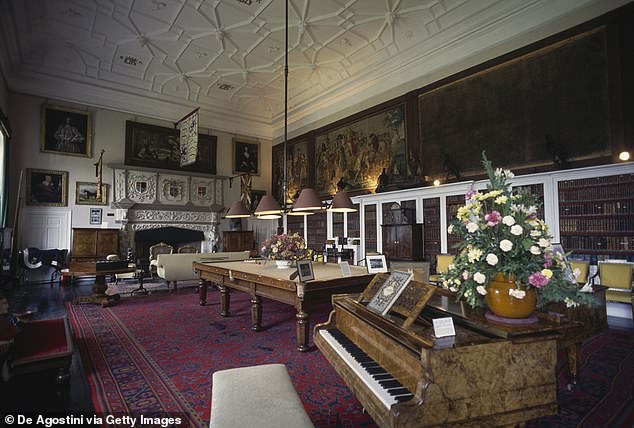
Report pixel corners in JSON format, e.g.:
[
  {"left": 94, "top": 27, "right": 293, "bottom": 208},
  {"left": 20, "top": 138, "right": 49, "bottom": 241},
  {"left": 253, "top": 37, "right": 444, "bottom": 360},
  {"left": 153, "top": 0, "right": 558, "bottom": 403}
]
[{"left": 68, "top": 291, "right": 633, "bottom": 427}]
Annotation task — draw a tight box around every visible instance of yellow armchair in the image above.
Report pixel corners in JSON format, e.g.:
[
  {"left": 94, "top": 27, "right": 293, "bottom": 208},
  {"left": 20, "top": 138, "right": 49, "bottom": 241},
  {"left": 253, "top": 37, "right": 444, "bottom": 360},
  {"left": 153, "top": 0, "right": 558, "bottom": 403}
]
[
  {"left": 596, "top": 261, "right": 633, "bottom": 318},
  {"left": 428, "top": 254, "right": 455, "bottom": 285},
  {"left": 569, "top": 261, "right": 590, "bottom": 285}
]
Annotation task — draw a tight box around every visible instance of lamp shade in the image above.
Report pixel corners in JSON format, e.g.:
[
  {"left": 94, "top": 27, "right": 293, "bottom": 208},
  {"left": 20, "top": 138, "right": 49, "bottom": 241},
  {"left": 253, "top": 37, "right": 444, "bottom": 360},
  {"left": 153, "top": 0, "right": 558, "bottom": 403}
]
[
  {"left": 254, "top": 194, "right": 283, "bottom": 217},
  {"left": 328, "top": 191, "right": 357, "bottom": 213},
  {"left": 292, "top": 188, "right": 323, "bottom": 211},
  {"left": 225, "top": 200, "right": 251, "bottom": 218}
]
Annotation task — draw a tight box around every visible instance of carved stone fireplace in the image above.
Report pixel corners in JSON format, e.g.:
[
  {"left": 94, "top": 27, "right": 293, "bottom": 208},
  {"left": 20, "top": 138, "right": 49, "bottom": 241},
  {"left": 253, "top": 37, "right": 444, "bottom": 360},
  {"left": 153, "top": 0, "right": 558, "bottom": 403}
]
[{"left": 111, "top": 165, "right": 225, "bottom": 263}]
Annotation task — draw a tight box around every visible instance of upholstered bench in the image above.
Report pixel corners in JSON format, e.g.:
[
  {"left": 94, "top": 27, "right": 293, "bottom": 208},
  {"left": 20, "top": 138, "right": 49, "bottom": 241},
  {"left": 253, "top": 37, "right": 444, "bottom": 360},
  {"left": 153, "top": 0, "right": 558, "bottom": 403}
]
[
  {"left": 1, "top": 317, "right": 74, "bottom": 383},
  {"left": 210, "top": 363, "right": 314, "bottom": 428}
]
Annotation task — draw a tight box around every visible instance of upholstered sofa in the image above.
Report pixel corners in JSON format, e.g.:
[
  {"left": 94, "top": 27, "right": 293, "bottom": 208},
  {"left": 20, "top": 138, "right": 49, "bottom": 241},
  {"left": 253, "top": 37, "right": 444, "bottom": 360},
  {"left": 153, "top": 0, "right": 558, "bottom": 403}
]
[{"left": 155, "top": 251, "right": 251, "bottom": 292}]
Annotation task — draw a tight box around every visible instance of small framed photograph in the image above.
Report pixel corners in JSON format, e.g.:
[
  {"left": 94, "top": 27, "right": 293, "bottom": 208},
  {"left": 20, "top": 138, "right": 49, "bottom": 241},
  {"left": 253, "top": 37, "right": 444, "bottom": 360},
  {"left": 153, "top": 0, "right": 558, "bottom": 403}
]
[
  {"left": 89, "top": 208, "right": 102, "bottom": 225},
  {"left": 232, "top": 138, "right": 260, "bottom": 175},
  {"left": 366, "top": 254, "right": 388, "bottom": 274},
  {"left": 26, "top": 168, "right": 68, "bottom": 206},
  {"left": 339, "top": 261, "right": 352, "bottom": 277},
  {"left": 40, "top": 104, "right": 92, "bottom": 157},
  {"left": 75, "top": 182, "right": 108, "bottom": 205},
  {"left": 296, "top": 260, "right": 315, "bottom": 282}
]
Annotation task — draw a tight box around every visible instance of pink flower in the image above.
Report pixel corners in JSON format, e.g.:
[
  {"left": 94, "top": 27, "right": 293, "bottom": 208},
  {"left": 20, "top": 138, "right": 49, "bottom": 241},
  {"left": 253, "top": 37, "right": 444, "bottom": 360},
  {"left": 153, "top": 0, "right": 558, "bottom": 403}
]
[
  {"left": 528, "top": 272, "right": 550, "bottom": 288},
  {"left": 485, "top": 210, "right": 501, "bottom": 227},
  {"left": 543, "top": 253, "right": 553, "bottom": 268},
  {"left": 465, "top": 190, "right": 478, "bottom": 200}
]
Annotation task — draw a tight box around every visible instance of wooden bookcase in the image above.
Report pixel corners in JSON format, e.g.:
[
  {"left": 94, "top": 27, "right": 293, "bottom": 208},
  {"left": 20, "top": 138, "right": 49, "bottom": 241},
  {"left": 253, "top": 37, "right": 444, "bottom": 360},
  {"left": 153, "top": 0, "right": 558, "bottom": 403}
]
[
  {"left": 558, "top": 174, "right": 634, "bottom": 261},
  {"left": 423, "top": 198, "right": 440, "bottom": 273},
  {"left": 445, "top": 195, "right": 464, "bottom": 254},
  {"left": 223, "top": 231, "right": 254, "bottom": 252}
]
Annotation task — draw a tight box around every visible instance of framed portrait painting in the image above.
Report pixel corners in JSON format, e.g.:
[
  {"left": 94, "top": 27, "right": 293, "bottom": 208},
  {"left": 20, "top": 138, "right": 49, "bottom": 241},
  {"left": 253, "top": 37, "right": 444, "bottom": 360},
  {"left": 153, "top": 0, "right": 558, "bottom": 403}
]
[
  {"left": 125, "top": 121, "right": 217, "bottom": 175},
  {"left": 40, "top": 104, "right": 92, "bottom": 157},
  {"left": 232, "top": 139, "right": 260, "bottom": 175},
  {"left": 75, "top": 182, "right": 108, "bottom": 205},
  {"left": 26, "top": 168, "right": 68, "bottom": 207}
]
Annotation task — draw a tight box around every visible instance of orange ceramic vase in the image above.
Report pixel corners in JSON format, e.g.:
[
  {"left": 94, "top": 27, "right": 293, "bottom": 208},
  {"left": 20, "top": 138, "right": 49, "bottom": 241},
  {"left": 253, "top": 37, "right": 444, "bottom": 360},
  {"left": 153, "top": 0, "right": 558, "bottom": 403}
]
[{"left": 484, "top": 272, "right": 537, "bottom": 318}]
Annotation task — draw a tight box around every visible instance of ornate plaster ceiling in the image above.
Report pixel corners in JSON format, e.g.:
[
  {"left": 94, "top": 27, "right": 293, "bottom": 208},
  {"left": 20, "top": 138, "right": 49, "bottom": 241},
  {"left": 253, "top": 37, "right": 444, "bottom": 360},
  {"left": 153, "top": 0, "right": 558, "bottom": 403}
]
[{"left": 0, "top": 0, "right": 626, "bottom": 139}]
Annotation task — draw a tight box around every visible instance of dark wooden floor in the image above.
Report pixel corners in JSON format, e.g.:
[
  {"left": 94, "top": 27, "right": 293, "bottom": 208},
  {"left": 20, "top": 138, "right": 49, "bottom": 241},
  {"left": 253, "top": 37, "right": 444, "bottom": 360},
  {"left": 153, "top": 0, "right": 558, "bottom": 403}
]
[
  {"left": 1, "top": 268, "right": 96, "bottom": 413},
  {"left": 1, "top": 266, "right": 632, "bottom": 415}
]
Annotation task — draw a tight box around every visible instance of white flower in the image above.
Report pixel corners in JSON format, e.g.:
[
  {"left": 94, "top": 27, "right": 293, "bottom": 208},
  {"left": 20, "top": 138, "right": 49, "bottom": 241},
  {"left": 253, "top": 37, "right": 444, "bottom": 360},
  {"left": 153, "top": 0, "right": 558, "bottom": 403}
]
[
  {"left": 539, "top": 238, "right": 550, "bottom": 248},
  {"left": 509, "top": 288, "right": 526, "bottom": 299},
  {"left": 502, "top": 215, "right": 515, "bottom": 226},
  {"left": 510, "top": 225, "right": 523, "bottom": 235},
  {"left": 476, "top": 286, "right": 488, "bottom": 295},
  {"left": 530, "top": 245, "right": 541, "bottom": 255},
  {"left": 447, "top": 224, "right": 454, "bottom": 234},
  {"left": 449, "top": 286, "right": 459, "bottom": 292},
  {"left": 499, "top": 239, "right": 513, "bottom": 252},
  {"left": 272, "top": 246, "right": 278, "bottom": 253},
  {"left": 466, "top": 222, "right": 479, "bottom": 233},
  {"left": 467, "top": 248, "right": 483, "bottom": 263},
  {"left": 486, "top": 253, "right": 498, "bottom": 266},
  {"left": 473, "top": 272, "right": 487, "bottom": 284},
  {"left": 530, "top": 230, "right": 541, "bottom": 237},
  {"left": 564, "top": 297, "right": 579, "bottom": 308}
]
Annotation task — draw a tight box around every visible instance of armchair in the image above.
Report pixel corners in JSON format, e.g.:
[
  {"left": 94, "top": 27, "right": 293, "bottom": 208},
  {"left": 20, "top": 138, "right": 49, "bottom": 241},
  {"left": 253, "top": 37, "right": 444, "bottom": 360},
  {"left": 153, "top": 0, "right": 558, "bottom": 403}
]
[
  {"left": 428, "top": 254, "right": 455, "bottom": 285},
  {"left": 148, "top": 242, "right": 173, "bottom": 276},
  {"left": 177, "top": 245, "right": 198, "bottom": 254},
  {"left": 569, "top": 261, "right": 590, "bottom": 285},
  {"left": 595, "top": 261, "right": 633, "bottom": 318}
]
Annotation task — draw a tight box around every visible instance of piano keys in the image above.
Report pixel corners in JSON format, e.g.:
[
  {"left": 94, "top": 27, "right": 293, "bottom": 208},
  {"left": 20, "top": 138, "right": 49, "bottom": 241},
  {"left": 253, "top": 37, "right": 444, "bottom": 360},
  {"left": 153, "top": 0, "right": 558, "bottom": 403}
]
[{"left": 315, "top": 291, "right": 579, "bottom": 427}]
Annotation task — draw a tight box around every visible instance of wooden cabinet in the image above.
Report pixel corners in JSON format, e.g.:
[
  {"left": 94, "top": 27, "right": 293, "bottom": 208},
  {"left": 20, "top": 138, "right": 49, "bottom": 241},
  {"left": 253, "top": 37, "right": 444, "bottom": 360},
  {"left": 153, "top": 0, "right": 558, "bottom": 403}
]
[
  {"left": 381, "top": 224, "right": 423, "bottom": 261},
  {"left": 223, "top": 231, "right": 254, "bottom": 252},
  {"left": 71, "top": 228, "right": 119, "bottom": 261}
]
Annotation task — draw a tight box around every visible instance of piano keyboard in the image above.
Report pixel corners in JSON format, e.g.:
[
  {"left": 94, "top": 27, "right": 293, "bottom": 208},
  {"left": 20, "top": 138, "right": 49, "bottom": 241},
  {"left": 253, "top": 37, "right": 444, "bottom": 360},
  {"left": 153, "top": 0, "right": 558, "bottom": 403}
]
[{"left": 319, "top": 329, "right": 414, "bottom": 409}]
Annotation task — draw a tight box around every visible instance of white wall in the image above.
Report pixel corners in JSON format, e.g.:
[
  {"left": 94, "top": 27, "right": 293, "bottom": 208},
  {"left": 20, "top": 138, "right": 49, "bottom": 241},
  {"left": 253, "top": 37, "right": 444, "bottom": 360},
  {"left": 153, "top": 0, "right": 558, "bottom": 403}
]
[{"left": 7, "top": 92, "right": 272, "bottom": 242}]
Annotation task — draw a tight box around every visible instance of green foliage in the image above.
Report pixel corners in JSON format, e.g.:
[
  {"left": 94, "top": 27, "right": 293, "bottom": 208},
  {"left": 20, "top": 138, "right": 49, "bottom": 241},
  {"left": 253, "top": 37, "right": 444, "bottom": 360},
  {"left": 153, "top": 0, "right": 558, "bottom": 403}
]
[{"left": 441, "top": 152, "right": 596, "bottom": 309}]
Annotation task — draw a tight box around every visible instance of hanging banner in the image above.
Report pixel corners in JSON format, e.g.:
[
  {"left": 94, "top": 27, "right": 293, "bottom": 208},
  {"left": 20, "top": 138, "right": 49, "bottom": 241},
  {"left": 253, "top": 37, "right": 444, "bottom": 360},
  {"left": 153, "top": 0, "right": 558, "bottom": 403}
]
[{"left": 178, "top": 108, "right": 199, "bottom": 167}]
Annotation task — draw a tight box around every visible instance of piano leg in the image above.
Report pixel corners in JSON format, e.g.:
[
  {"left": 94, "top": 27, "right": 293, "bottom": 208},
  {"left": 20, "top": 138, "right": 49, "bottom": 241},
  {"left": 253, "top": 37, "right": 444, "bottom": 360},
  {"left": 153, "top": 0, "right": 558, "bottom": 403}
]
[
  {"left": 251, "top": 296, "right": 262, "bottom": 331},
  {"left": 567, "top": 341, "right": 581, "bottom": 389},
  {"left": 296, "top": 304, "right": 309, "bottom": 352},
  {"left": 220, "top": 285, "right": 231, "bottom": 316}
]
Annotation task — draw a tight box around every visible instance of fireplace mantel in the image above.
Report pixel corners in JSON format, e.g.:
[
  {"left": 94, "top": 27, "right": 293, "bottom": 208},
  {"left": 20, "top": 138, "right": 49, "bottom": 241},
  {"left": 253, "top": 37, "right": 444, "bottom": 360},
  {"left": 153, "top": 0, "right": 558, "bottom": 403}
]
[{"left": 111, "top": 165, "right": 225, "bottom": 254}]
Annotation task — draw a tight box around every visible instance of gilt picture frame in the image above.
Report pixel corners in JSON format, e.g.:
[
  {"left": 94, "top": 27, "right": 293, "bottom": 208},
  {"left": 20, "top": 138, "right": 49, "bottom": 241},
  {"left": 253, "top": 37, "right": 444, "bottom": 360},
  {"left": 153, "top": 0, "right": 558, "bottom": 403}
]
[
  {"left": 232, "top": 138, "right": 260, "bottom": 175},
  {"left": 26, "top": 168, "right": 68, "bottom": 207},
  {"left": 125, "top": 121, "right": 217, "bottom": 174},
  {"left": 75, "top": 182, "right": 108, "bottom": 205},
  {"left": 40, "top": 104, "right": 92, "bottom": 157}
]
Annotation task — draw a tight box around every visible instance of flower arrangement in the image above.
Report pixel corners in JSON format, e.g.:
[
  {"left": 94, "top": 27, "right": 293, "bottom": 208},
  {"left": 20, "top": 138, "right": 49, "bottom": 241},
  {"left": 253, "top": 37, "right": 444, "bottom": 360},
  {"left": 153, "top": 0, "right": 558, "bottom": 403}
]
[
  {"left": 441, "top": 152, "right": 595, "bottom": 310},
  {"left": 260, "top": 233, "right": 310, "bottom": 261}
]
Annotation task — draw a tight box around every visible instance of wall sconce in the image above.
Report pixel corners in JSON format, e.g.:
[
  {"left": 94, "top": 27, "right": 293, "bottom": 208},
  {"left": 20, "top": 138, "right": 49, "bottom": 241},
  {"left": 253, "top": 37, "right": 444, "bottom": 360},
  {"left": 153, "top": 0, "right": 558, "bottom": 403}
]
[
  {"left": 618, "top": 151, "right": 630, "bottom": 161},
  {"left": 433, "top": 179, "right": 441, "bottom": 186}
]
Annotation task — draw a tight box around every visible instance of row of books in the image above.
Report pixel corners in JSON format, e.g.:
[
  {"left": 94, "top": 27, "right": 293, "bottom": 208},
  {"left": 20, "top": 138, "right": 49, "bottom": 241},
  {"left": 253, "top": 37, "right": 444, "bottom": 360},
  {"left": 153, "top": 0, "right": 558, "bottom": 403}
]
[
  {"left": 558, "top": 186, "right": 633, "bottom": 201},
  {"left": 560, "top": 201, "right": 632, "bottom": 215},
  {"left": 559, "top": 216, "right": 634, "bottom": 232},
  {"left": 561, "top": 235, "right": 634, "bottom": 252},
  {"left": 558, "top": 175, "right": 633, "bottom": 189}
]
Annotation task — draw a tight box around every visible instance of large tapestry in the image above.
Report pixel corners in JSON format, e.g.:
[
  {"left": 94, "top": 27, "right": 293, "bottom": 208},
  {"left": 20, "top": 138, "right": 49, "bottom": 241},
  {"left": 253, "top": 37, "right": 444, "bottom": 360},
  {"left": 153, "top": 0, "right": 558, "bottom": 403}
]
[
  {"left": 315, "top": 104, "right": 407, "bottom": 196},
  {"left": 419, "top": 28, "right": 611, "bottom": 179},
  {"left": 272, "top": 139, "right": 309, "bottom": 204}
]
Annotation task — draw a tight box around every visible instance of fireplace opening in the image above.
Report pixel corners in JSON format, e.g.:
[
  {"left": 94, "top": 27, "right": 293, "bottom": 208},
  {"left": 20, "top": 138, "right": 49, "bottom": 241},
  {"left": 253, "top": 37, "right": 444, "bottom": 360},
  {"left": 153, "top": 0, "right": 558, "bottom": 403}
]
[{"left": 134, "top": 226, "right": 205, "bottom": 272}]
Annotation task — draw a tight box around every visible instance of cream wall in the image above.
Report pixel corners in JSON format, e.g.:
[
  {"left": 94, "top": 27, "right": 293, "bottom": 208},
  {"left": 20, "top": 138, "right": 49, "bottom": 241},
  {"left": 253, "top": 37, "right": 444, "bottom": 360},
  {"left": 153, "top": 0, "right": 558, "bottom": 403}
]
[{"left": 7, "top": 92, "right": 271, "bottom": 236}]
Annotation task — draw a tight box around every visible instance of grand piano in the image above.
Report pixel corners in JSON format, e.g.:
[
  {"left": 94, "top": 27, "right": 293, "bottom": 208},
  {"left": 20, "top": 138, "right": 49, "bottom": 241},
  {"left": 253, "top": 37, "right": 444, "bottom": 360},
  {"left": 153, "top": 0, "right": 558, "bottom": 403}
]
[{"left": 315, "top": 281, "right": 579, "bottom": 427}]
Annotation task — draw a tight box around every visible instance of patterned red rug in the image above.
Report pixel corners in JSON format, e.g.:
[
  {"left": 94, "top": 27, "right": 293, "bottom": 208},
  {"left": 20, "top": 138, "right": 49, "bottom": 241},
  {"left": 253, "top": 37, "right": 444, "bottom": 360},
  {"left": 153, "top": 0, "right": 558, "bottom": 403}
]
[{"left": 68, "top": 292, "right": 633, "bottom": 427}]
